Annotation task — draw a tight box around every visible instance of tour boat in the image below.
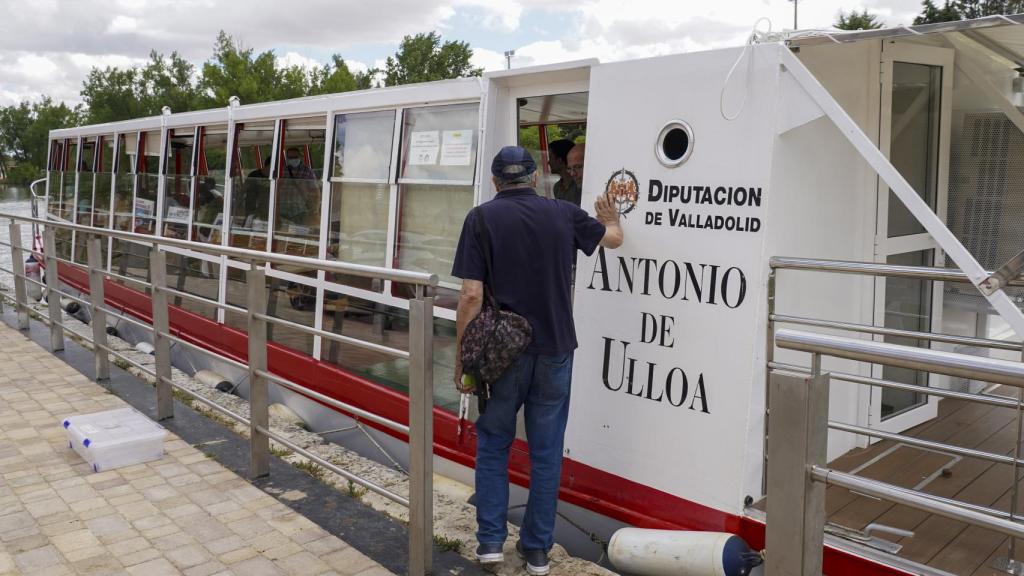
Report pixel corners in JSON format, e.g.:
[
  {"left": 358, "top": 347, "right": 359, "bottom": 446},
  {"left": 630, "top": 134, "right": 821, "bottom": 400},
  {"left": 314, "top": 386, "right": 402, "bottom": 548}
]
[{"left": 37, "top": 15, "right": 1024, "bottom": 575}]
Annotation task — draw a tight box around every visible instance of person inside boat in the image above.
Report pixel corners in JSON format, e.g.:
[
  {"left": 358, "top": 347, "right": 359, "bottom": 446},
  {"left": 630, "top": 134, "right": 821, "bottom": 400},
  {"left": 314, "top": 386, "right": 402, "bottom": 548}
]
[
  {"left": 452, "top": 145, "right": 623, "bottom": 575},
  {"left": 566, "top": 143, "right": 585, "bottom": 200},
  {"left": 548, "top": 139, "right": 579, "bottom": 205},
  {"left": 241, "top": 157, "right": 272, "bottom": 227},
  {"left": 276, "top": 146, "right": 319, "bottom": 226}
]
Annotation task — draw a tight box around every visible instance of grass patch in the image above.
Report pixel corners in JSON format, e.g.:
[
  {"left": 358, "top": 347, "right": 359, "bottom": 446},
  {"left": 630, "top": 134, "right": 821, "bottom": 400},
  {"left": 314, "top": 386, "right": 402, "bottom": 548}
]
[
  {"left": 270, "top": 446, "right": 293, "bottom": 458},
  {"left": 295, "top": 459, "right": 327, "bottom": 481},
  {"left": 345, "top": 480, "right": 367, "bottom": 499},
  {"left": 433, "top": 535, "right": 462, "bottom": 553}
]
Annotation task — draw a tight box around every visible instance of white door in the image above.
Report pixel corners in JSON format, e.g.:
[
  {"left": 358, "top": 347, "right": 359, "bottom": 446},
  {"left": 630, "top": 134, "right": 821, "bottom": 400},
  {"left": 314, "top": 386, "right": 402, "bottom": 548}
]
[{"left": 870, "top": 41, "right": 954, "bottom": 433}]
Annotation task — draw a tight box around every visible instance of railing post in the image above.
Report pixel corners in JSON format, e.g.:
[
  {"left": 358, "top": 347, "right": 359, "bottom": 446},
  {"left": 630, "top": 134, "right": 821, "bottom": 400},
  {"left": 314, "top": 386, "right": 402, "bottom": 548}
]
[
  {"left": 87, "top": 235, "right": 110, "bottom": 383},
  {"left": 765, "top": 371, "right": 830, "bottom": 576},
  {"left": 150, "top": 247, "right": 173, "bottom": 420},
  {"left": 408, "top": 288, "right": 434, "bottom": 575},
  {"left": 9, "top": 222, "right": 29, "bottom": 330},
  {"left": 994, "top": 349, "right": 1024, "bottom": 574},
  {"left": 247, "top": 262, "right": 270, "bottom": 479},
  {"left": 42, "top": 227, "right": 64, "bottom": 352}
]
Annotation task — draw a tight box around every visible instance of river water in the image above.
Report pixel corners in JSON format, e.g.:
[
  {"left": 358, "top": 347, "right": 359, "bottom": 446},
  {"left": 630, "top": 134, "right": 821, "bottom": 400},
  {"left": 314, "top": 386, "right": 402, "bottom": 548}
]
[{"left": 0, "top": 183, "right": 40, "bottom": 288}]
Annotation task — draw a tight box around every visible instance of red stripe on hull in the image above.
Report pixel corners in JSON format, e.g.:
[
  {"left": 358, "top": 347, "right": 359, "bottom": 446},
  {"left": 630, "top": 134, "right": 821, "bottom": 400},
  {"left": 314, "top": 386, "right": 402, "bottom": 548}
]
[{"left": 58, "top": 262, "right": 913, "bottom": 576}]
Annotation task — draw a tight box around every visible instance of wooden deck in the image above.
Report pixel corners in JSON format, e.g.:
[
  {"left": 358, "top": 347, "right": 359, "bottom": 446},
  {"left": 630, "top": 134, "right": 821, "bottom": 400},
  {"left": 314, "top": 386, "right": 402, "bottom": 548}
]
[{"left": 762, "top": 389, "right": 1024, "bottom": 575}]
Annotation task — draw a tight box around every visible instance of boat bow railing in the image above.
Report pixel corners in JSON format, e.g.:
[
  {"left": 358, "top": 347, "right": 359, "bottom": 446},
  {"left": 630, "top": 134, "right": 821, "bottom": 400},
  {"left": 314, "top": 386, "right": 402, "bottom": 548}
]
[
  {"left": 765, "top": 257, "right": 1024, "bottom": 575},
  {"left": 0, "top": 213, "right": 439, "bottom": 575}
]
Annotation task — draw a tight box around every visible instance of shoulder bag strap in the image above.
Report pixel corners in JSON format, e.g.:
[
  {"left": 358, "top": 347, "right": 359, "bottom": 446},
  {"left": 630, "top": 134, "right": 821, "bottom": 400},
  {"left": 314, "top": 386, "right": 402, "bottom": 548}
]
[{"left": 473, "top": 207, "right": 500, "bottom": 309}]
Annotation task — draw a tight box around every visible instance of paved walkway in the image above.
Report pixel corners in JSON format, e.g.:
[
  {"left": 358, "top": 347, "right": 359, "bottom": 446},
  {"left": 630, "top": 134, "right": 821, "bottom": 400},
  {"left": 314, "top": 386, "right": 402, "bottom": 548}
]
[{"left": 0, "top": 322, "right": 394, "bottom": 576}]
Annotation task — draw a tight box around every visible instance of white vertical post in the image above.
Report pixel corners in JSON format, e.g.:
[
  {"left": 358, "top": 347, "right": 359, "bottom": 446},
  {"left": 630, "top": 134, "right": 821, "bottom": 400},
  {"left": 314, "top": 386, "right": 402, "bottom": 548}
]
[
  {"left": 248, "top": 262, "right": 270, "bottom": 478},
  {"left": 765, "top": 372, "right": 830, "bottom": 576},
  {"left": 150, "top": 247, "right": 173, "bottom": 420},
  {"left": 87, "top": 235, "right": 110, "bottom": 382},
  {"left": 42, "top": 228, "right": 64, "bottom": 351},
  {"left": 9, "top": 223, "right": 29, "bottom": 330},
  {"left": 408, "top": 289, "right": 434, "bottom": 575}
]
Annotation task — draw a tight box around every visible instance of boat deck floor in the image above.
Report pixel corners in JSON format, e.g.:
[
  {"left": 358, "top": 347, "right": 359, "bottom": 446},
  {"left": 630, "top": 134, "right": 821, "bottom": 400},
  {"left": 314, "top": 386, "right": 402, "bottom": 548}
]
[{"left": 758, "top": 389, "right": 1024, "bottom": 575}]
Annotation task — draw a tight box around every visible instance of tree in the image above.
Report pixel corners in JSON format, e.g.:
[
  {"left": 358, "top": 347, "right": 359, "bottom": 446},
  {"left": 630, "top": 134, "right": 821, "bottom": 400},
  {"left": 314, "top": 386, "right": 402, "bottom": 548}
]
[
  {"left": 82, "top": 50, "right": 202, "bottom": 123},
  {"left": 835, "top": 9, "right": 885, "bottom": 30},
  {"left": 382, "top": 32, "right": 483, "bottom": 86},
  {"left": 914, "top": 0, "right": 962, "bottom": 24},
  {"left": 954, "top": 0, "right": 1024, "bottom": 18},
  {"left": 199, "top": 31, "right": 310, "bottom": 107},
  {"left": 0, "top": 97, "right": 82, "bottom": 183}
]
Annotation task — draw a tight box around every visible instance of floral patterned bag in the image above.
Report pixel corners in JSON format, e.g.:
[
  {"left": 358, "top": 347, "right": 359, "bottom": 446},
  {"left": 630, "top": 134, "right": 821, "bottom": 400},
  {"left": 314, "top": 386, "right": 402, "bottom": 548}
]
[{"left": 460, "top": 208, "right": 533, "bottom": 388}]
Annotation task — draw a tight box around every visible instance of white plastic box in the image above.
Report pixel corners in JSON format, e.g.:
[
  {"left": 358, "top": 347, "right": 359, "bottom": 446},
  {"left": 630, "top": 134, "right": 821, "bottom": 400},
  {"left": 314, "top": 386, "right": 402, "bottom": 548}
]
[{"left": 63, "top": 407, "right": 167, "bottom": 472}]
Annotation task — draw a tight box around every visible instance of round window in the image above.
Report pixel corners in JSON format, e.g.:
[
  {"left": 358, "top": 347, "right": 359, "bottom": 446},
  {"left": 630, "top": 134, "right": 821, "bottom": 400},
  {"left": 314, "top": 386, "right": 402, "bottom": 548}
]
[{"left": 656, "top": 120, "right": 694, "bottom": 167}]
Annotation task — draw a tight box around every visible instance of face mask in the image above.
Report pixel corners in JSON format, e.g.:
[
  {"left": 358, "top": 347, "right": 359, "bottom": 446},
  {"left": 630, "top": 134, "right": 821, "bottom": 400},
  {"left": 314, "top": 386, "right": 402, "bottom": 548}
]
[{"left": 287, "top": 158, "right": 301, "bottom": 168}]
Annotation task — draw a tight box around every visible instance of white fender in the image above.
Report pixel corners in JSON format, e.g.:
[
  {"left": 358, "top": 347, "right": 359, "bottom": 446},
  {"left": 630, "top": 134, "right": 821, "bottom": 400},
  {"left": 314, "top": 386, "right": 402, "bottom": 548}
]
[
  {"left": 25, "top": 256, "right": 42, "bottom": 301},
  {"left": 194, "top": 369, "right": 233, "bottom": 393},
  {"left": 608, "top": 528, "right": 761, "bottom": 576}
]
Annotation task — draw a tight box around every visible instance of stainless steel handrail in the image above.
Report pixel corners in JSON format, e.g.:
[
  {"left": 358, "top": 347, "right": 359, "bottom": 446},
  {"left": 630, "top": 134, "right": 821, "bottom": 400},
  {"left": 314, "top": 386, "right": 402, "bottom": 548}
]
[
  {"left": 775, "top": 328, "right": 1024, "bottom": 387},
  {"left": 811, "top": 466, "right": 1024, "bottom": 540},
  {"left": 771, "top": 313, "right": 1023, "bottom": 352},
  {"left": 0, "top": 213, "right": 438, "bottom": 286},
  {"left": 768, "top": 361, "right": 1020, "bottom": 409},
  {"left": 828, "top": 420, "right": 1024, "bottom": 466},
  {"left": 769, "top": 256, "right": 1024, "bottom": 287}
]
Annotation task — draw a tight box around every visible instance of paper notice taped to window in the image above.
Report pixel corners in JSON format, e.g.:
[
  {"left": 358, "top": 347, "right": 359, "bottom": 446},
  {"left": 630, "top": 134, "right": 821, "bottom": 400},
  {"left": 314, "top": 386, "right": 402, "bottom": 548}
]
[
  {"left": 408, "top": 131, "right": 439, "bottom": 165},
  {"left": 165, "top": 206, "right": 190, "bottom": 223},
  {"left": 134, "top": 198, "right": 155, "bottom": 218},
  {"left": 440, "top": 129, "right": 473, "bottom": 166}
]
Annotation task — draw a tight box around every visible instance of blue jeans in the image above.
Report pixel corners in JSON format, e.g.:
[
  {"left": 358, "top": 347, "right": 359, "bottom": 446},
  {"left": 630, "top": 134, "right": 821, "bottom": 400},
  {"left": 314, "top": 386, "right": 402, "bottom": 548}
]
[{"left": 474, "top": 352, "right": 573, "bottom": 551}]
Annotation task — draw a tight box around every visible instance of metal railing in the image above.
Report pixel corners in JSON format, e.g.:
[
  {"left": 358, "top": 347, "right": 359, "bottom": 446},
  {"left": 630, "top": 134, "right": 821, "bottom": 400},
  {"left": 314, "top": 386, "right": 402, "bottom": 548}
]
[
  {"left": 0, "top": 213, "right": 439, "bottom": 575},
  {"left": 765, "top": 257, "right": 1024, "bottom": 575}
]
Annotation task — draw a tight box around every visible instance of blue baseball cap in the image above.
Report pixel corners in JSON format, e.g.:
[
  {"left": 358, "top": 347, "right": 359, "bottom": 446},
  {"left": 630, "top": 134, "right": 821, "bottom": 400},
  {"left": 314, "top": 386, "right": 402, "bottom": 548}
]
[{"left": 491, "top": 146, "right": 537, "bottom": 179}]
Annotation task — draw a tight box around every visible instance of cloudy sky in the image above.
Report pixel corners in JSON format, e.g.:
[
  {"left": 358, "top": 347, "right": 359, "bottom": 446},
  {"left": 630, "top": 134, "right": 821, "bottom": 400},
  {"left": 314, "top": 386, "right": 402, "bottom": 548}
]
[{"left": 0, "top": 0, "right": 927, "bottom": 107}]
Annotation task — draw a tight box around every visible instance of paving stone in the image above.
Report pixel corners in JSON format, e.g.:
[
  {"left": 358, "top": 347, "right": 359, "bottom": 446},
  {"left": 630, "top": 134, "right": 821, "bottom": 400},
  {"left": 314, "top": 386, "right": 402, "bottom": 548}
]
[
  {"left": 51, "top": 528, "right": 103, "bottom": 554},
  {"left": 119, "top": 547, "right": 162, "bottom": 567},
  {"left": 275, "top": 550, "right": 331, "bottom": 575},
  {"left": 231, "top": 556, "right": 285, "bottom": 576},
  {"left": 165, "top": 544, "right": 211, "bottom": 569},
  {"left": 322, "top": 547, "right": 379, "bottom": 574},
  {"left": 183, "top": 559, "right": 228, "bottom": 576},
  {"left": 126, "top": 557, "right": 180, "bottom": 576},
  {"left": 14, "top": 544, "right": 63, "bottom": 572}
]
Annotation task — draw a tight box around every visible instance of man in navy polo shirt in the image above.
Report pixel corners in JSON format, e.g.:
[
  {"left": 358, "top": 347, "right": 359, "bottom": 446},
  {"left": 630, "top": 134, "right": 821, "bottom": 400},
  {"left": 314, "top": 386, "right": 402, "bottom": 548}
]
[{"left": 452, "top": 146, "right": 623, "bottom": 575}]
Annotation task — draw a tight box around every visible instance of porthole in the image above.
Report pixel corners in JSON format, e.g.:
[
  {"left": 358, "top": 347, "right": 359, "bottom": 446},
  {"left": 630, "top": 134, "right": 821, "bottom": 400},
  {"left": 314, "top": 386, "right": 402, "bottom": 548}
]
[{"left": 655, "top": 120, "right": 694, "bottom": 167}]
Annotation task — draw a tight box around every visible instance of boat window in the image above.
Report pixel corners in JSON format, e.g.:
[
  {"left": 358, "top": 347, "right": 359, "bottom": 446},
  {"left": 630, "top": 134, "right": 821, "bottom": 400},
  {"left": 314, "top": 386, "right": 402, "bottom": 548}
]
[
  {"left": 165, "top": 253, "right": 219, "bottom": 321},
  {"left": 46, "top": 139, "right": 65, "bottom": 218},
  {"left": 93, "top": 135, "right": 115, "bottom": 231},
  {"left": 192, "top": 124, "right": 228, "bottom": 245},
  {"left": 328, "top": 110, "right": 395, "bottom": 291},
  {"left": 161, "top": 129, "right": 196, "bottom": 239},
  {"left": 134, "top": 131, "right": 161, "bottom": 236},
  {"left": 60, "top": 139, "right": 78, "bottom": 220},
  {"left": 110, "top": 133, "right": 143, "bottom": 281},
  {"left": 224, "top": 268, "right": 317, "bottom": 357},
  {"left": 229, "top": 121, "right": 275, "bottom": 251},
  {"left": 72, "top": 136, "right": 100, "bottom": 263},
  {"left": 322, "top": 293, "right": 459, "bottom": 412},
  {"left": 272, "top": 116, "right": 325, "bottom": 258},
  {"left": 887, "top": 62, "right": 941, "bottom": 238},
  {"left": 77, "top": 137, "right": 98, "bottom": 225},
  {"left": 395, "top": 103, "right": 479, "bottom": 298},
  {"left": 333, "top": 110, "right": 395, "bottom": 181}
]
